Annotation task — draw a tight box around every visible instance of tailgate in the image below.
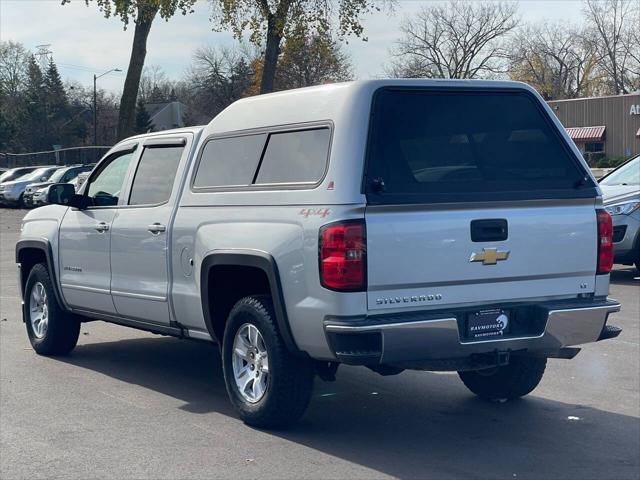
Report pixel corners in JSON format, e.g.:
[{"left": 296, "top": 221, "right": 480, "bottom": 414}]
[
  {"left": 366, "top": 200, "right": 597, "bottom": 311},
  {"left": 362, "top": 86, "right": 600, "bottom": 312}
]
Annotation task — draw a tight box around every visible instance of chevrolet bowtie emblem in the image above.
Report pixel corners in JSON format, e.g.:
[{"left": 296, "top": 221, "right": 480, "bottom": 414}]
[{"left": 469, "top": 248, "right": 510, "bottom": 265}]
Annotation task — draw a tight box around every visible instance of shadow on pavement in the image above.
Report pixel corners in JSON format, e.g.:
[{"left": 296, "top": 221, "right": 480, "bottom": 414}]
[
  {"left": 610, "top": 266, "right": 639, "bottom": 286},
  {"left": 56, "top": 335, "right": 640, "bottom": 479}
]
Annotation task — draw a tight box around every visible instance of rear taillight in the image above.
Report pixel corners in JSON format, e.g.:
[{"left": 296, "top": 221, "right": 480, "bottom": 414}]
[
  {"left": 597, "top": 209, "right": 613, "bottom": 274},
  {"left": 319, "top": 220, "right": 366, "bottom": 291}
]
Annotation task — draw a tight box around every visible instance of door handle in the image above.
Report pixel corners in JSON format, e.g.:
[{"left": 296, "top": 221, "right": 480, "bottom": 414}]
[
  {"left": 95, "top": 222, "right": 109, "bottom": 233},
  {"left": 470, "top": 219, "right": 508, "bottom": 242},
  {"left": 147, "top": 223, "right": 166, "bottom": 234}
]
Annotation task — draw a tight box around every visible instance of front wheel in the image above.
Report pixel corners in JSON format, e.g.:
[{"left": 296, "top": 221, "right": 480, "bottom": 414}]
[
  {"left": 24, "top": 263, "right": 80, "bottom": 355},
  {"left": 458, "top": 356, "right": 547, "bottom": 401},
  {"left": 222, "top": 295, "right": 314, "bottom": 429}
]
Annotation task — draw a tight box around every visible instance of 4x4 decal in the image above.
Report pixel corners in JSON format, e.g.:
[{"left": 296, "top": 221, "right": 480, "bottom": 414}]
[{"left": 299, "top": 208, "right": 331, "bottom": 218}]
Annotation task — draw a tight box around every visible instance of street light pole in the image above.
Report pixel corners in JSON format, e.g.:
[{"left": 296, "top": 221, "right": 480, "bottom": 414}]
[
  {"left": 93, "top": 74, "right": 97, "bottom": 146},
  {"left": 93, "top": 68, "right": 122, "bottom": 146}
]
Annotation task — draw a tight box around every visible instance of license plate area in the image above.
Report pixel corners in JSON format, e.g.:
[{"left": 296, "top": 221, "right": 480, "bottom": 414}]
[{"left": 465, "top": 308, "right": 511, "bottom": 340}]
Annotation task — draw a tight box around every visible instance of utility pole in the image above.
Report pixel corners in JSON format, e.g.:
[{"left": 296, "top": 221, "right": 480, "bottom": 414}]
[
  {"left": 93, "top": 74, "right": 97, "bottom": 146},
  {"left": 93, "top": 68, "right": 122, "bottom": 146}
]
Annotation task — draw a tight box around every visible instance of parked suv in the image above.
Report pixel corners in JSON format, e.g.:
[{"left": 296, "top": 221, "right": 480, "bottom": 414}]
[{"left": 17, "top": 80, "right": 621, "bottom": 428}]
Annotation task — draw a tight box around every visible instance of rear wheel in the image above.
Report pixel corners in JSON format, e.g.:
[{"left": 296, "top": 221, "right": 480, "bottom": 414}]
[
  {"left": 458, "top": 356, "right": 546, "bottom": 401},
  {"left": 24, "top": 263, "right": 80, "bottom": 355},
  {"left": 222, "top": 295, "right": 314, "bottom": 429}
]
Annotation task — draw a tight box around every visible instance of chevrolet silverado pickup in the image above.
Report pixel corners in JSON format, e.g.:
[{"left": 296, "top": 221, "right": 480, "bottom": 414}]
[{"left": 17, "top": 80, "right": 622, "bottom": 428}]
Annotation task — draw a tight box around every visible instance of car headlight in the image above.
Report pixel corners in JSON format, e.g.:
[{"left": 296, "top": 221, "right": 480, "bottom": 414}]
[{"left": 605, "top": 200, "right": 640, "bottom": 216}]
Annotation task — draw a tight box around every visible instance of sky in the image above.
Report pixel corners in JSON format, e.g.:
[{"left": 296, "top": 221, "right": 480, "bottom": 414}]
[{"left": 1, "top": 0, "right": 583, "bottom": 93}]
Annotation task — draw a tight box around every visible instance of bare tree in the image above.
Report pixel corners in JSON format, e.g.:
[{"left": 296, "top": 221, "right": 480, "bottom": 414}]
[
  {"left": 138, "top": 65, "right": 177, "bottom": 104},
  {"left": 627, "top": 26, "right": 640, "bottom": 91},
  {"left": 583, "top": 0, "right": 639, "bottom": 94},
  {"left": 388, "top": 1, "right": 519, "bottom": 79},
  {"left": 509, "top": 22, "right": 602, "bottom": 100},
  {"left": 0, "top": 41, "right": 29, "bottom": 98},
  {"left": 186, "top": 45, "right": 256, "bottom": 122}
]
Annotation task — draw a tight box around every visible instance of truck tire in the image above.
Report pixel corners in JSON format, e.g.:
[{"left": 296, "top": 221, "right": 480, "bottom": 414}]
[
  {"left": 458, "top": 356, "right": 547, "bottom": 401},
  {"left": 24, "top": 263, "right": 80, "bottom": 356},
  {"left": 222, "top": 295, "right": 314, "bottom": 429}
]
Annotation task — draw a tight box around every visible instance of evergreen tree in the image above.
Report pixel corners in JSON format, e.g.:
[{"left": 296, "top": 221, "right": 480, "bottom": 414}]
[
  {"left": 19, "top": 56, "right": 47, "bottom": 150},
  {"left": 135, "top": 100, "right": 153, "bottom": 133},
  {"left": 44, "top": 58, "right": 70, "bottom": 145},
  {"left": 0, "top": 94, "right": 17, "bottom": 151},
  {"left": 44, "top": 58, "right": 68, "bottom": 116}
]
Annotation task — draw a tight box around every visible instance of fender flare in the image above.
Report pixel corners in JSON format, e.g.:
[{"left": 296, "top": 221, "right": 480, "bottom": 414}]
[
  {"left": 15, "top": 239, "right": 67, "bottom": 311},
  {"left": 199, "top": 250, "right": 302, "bottom": 356}
]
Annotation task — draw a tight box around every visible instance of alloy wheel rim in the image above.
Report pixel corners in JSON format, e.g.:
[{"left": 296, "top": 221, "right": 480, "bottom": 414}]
[
  {"left": 29, "top": 282, "right": 48, "bottom": 339},
  {"left": 232, "top": 323, "right": 269, "bottom": 403}
]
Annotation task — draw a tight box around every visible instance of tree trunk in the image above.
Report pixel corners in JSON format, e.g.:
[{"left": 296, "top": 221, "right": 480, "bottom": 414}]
[
  {"left": 260, "top": 14, "right": 283, "bottom": 94},
  {"left": 117, "top": 6, "right": 157, "bottom": 140}
]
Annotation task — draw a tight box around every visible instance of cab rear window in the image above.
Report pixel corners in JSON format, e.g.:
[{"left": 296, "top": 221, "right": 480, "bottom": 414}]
[{"left": 364, "top": 88, "right": 596, "bottom": 204}]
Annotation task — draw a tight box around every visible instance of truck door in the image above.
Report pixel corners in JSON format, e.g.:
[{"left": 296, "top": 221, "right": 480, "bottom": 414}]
[
  {"left": 109, "top": 136, "right": 190, "bottom": 326},
  {"left": 59, "top": 146, "right": 138, "bottom": 314}
]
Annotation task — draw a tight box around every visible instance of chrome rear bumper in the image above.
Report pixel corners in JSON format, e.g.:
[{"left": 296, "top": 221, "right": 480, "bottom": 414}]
[{"left": 324, "top": 300, "right": 621, "bottom": 367}]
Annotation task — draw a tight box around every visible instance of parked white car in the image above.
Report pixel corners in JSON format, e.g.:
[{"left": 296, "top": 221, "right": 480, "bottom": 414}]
[{"left": 600, "top": 155, "right": 640, "bottom": 270}]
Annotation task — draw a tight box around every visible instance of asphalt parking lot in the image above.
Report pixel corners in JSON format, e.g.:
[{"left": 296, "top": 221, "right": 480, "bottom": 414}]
[{"left": 1, "top": 207, "right": 638, "bottom": 480}]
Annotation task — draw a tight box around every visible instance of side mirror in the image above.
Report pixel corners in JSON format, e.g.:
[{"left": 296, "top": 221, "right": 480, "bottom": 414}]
[{"left": 47, "top": 183, "right": 84, "bottom": 208}]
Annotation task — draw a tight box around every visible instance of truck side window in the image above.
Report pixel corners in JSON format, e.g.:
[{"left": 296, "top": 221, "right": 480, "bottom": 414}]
[
  {"left": 128, "top": 145, "right": 184, "bottom": 206},
  {"left": 194, "top": 134, "right": 265, "bottom": 188},
  {"left": 254, "top": 128, "right": 330, "bottom": 185},
  {"left": 87, "top": 151, "right": 135, "bottom": 207}
]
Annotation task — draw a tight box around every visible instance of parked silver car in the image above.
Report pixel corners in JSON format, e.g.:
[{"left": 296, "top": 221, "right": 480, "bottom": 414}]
[
  {"left": 600, "top": 155, "right": 640, "bottom": 270},
  {"left": 0, "top": 166, "right": 39, "bottom": 185},
  {"left": 23, "top": 164, "right": 94, "bottom": 208},
  {"left": 0, "top": 166, "right": 61, "bottom": 207}
]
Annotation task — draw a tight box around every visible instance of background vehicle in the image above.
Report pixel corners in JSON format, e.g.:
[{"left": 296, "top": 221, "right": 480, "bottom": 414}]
[
  {"left": 71, "top": 171, "right": 90, "bottom": 192},
  {"left": 600, "top": 155, "right": 640, "bottom": 271},
  {"left": 17, "top": 80, "right": 621, "bottom": 428},
  {"left": 0, "top": 166, "right": 60, "bottom": 207},
  {"left": 23, "top": 164, "right": 94, "bottom": 207},
  {"left": 0, "top": 166, "right": 38, "bottom": 184}
]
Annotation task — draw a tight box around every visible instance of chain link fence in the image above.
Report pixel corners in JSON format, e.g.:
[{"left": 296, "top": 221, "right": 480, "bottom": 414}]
[{"left": 0, "top": 146, "right": 112, "bottom": 169}]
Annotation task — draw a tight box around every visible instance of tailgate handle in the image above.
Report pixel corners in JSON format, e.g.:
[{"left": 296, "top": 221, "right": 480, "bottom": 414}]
[{"left": 471, "top": 219, "right": 508, "bottom": 242}]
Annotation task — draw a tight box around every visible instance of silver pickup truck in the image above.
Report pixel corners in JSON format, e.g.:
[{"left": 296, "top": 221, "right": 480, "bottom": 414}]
[{"left": 17, "top": 80, "right": 622, "bottom": 428}]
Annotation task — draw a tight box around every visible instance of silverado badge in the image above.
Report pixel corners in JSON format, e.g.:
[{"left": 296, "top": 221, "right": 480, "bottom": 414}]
[{"left": 469, "top": 248, "right": 510, "bottom": 265}]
